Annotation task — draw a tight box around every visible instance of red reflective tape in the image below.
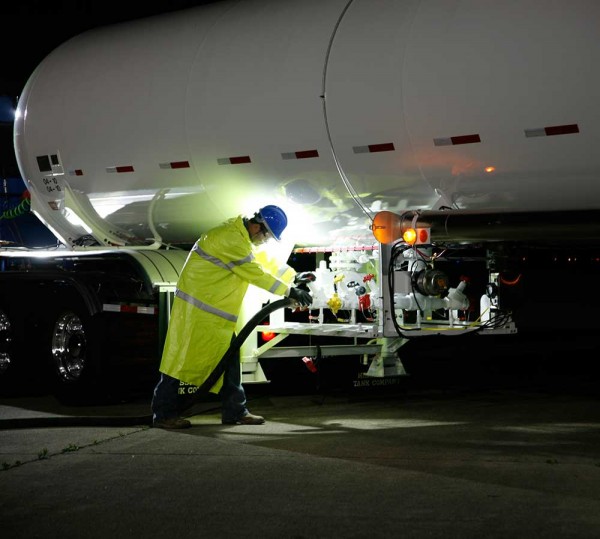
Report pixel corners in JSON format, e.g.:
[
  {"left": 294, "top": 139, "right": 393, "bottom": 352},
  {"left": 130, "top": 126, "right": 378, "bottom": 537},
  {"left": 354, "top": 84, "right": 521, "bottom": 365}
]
[
  {"left": 302, "top": 356, "right": 318, "bottom": 373},
  {"left": 229, "top": 155, "right": 251, "bottom": 164},
  {"left": 544, "top": 124, "right": 579, "bottom": 136},
  {"left": 294, "top": 245, "right": 378, "bottom": 253},
  {"left": 295, "top": 150, "right": 319, "bottom": 159},
  {"left": 170, "top": 161, "right": 190, "bottom": 169},
  {"left": 219, "top": 155, "right": 252, "bottom": 165},
  {"left": 103, "top": 303, "right": 157, "bottom": 314},
  {"left": 116, "top": 165, "right": 135, "bottom": 173},
  {"left": 368, "top": 143, "right": 395, "bottom": 153},
  {"left": 450, "top": 134, "right": 481, "bottom": 145}
]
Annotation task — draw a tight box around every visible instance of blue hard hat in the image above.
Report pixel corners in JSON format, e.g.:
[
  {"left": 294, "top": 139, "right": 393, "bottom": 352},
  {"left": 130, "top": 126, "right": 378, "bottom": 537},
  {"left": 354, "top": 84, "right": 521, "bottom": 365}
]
[{"left": 257, "top": 205, "right": 288, "bottom": 241}]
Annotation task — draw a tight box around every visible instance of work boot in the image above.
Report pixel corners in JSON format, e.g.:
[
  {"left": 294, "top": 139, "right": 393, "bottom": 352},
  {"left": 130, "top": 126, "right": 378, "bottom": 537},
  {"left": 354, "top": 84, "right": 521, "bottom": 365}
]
[
  {"left": 222, "top": 412, "right": 265, "bottom": 425},
  {"left": 153, "top": 417, "right": 192, "bottom": 429}
]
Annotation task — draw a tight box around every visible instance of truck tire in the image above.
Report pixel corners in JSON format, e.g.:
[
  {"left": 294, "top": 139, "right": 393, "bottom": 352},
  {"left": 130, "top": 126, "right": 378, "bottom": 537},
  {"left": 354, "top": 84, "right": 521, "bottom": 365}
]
[
  {"left": 0, "top": 306, "right": 17, "bottom": 393},
  {"left": 45, "top": 301, "right": 104, "bottom": 404}
]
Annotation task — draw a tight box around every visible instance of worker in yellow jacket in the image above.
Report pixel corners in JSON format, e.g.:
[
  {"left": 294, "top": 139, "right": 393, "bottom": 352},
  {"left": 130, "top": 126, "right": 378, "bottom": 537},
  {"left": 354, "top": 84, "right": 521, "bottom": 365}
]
[{"left": 152, "top": 205, "right": 313, "bottom": 429}]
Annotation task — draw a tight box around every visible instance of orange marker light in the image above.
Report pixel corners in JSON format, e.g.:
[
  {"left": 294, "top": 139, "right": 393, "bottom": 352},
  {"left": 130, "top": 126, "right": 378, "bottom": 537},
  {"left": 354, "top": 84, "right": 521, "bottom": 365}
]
[
  {"left": 485, "top": 166, "right": 495, "bottom": 173},
  {"left": 371, "top": 211, "right": 402, "bottom": 244},
  {"left": 402, "top": 228, "right": 417, "bottom": 245}
]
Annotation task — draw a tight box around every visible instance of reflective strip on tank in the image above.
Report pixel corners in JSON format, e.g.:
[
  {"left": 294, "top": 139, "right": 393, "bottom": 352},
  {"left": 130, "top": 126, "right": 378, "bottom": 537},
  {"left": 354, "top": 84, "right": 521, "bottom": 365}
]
[
  {"left": 434, "top": 134, "right": 481, "bottom": 146},
  {"left": 193, "top": 244, "right": 254, "bottom": 270},
  {"left": 103, "top": 304, "right": 157, "bottom": 314},
  {"left": 106, "top": 165, "right": 135, "bottom": 173},
  {"left": 524, "top": 124, "right": 579, "bottom": 138},
  {"left": 68, "top": 169, "right": 84, "bottom": 176},
  {"left": 217, "top": 155, "right": 252, "bottom": 165},
  {"left": 159, "top": 161, "right": 190, "bottom": 169},
  {"left": 353, "top": 143, "right": 395, "bottom": 154},
  {"left": 281, "top": 149, "right": 319, "bottom": 160},
  {"left": 175, "top": 289, "right": 237, "bottom": 323}
]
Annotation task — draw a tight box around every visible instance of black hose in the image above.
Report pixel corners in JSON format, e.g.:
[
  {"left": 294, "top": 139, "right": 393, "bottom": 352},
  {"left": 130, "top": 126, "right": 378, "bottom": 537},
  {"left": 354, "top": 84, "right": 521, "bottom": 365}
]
[
  {"left": 182, "top": 297, "right": 292, "bottom": 406},
  {"left": 0, "top": 298, "right": 293, "bottom": 429}
]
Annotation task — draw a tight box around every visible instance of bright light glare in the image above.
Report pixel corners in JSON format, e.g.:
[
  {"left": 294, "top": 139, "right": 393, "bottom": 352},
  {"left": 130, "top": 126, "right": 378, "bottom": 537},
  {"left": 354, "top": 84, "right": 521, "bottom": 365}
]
[
  {"left": 64, "top": 208, "right": 92, "bottom": 233},
  {"left": 89, "top": 192, "right": 162, "bottom": 218},
  {"left": 241, "top": 196, "right": 321, "bottom": 246},
  {"left": 278, "top": 202, "right": 321, "bottom": 245},
  {"left": 94, "top": 203, "right": 126, "bottom": 218}
]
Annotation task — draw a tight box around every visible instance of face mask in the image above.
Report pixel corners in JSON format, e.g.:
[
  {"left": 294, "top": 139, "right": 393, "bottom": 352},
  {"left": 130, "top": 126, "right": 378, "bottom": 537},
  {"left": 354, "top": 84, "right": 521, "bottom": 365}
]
[{"left": 251, "top": 223, "right": 271, "bottom": 245}]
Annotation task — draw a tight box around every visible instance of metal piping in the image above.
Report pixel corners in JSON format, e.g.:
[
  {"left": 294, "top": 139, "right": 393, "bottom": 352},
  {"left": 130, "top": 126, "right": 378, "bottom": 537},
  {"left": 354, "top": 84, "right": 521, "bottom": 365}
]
[{"left": 397, "top": 209, "right": 600, "bottom": 243}]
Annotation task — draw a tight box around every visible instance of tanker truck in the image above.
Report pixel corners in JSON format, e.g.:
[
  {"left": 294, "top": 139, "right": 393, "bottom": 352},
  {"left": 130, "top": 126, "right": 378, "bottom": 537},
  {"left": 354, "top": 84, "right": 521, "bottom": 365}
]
[{"left": 2, "top": 0, "right": 600, "bottom": 402}]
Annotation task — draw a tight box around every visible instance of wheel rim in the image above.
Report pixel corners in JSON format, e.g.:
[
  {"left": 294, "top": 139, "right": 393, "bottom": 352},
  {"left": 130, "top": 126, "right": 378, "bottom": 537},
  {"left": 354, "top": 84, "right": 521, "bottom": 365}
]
[
  {"left": 0, "top": 310, "right": 13, "bottom": 374},
  {"left": 51, "top": 312, "right": 87, "bottom": 382}
]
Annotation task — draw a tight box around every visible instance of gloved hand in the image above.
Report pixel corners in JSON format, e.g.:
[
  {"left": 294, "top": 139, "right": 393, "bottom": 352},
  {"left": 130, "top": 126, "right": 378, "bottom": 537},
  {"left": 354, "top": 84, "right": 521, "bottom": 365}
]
[
  {"left": 294, "top": 272, "right": 316, "bottom": 285},
  {"left": 287, "top": 286, "right": 313, "bottom": 307}
]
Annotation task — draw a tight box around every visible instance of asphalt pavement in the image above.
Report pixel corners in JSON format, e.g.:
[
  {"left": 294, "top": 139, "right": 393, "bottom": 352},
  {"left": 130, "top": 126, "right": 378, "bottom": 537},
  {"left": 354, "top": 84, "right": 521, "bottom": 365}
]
[{"left": 2, "top": 374, "right": 600, "bottom": 539}]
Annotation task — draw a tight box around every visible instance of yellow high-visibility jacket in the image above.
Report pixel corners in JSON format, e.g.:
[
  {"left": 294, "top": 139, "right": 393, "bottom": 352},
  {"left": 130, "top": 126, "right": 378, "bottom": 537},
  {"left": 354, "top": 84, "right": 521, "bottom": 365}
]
[{"left": 159, "top": 216, "right": 295, "bottom": 393}]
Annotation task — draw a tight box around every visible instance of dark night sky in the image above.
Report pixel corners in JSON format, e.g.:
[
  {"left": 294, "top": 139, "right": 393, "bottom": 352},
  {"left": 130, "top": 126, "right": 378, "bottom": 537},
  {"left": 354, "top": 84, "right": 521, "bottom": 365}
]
[
  {"left": 1, "top": 1, "right": 223, "bottom": 96},
  {"left": 0, "top": 1, "right": 225, "bottom": 176}
]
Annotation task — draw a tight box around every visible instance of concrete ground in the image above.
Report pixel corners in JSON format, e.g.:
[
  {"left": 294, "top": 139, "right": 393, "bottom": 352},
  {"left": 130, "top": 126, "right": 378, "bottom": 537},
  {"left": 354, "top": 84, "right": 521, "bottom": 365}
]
[{"left": 2, "top": 375, "right": 600, "bottom": 539}]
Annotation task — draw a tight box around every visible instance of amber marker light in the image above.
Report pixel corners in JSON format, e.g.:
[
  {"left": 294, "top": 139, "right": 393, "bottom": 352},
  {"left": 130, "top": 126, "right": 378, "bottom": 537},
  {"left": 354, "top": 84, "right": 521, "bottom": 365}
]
[
  {"left": 371, "top": 211, "right": 403, "bottom": 244},
  {"left": 403, "top": 228, "right": 417, "bottom": 245},
  {"left": 485, "top": 166, "right": 495, "bottom": 173}
]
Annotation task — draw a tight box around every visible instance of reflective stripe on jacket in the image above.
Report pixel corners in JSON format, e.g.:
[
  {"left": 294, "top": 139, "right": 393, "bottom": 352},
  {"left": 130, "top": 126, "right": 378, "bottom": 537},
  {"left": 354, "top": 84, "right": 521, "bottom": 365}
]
[{"left": 159, "top": 215, "right": 294, "bottom": 392}]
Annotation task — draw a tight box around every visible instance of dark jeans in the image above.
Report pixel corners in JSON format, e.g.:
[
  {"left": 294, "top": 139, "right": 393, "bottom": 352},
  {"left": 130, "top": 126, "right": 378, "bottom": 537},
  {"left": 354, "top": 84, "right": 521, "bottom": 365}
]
[{"left": 151, "top": 346, "right": 248, "bottom": 423}]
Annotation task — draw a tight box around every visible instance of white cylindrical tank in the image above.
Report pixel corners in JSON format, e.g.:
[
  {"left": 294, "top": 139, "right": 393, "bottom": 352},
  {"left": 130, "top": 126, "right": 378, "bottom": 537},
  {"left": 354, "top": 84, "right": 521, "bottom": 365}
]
[{"left": 14, "top": 0, "right": 600, "bottom": 249}]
